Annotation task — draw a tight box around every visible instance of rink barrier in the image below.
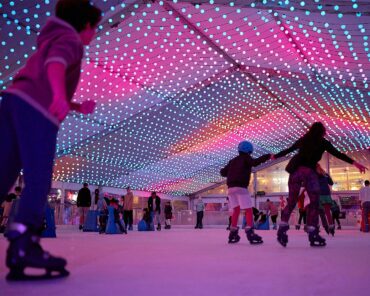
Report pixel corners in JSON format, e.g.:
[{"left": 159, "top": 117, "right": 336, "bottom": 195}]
[
  {"left": 83, "top": 210, "right": 99, "bottom": 232},
  {"left": 42, "top": 204, "right": 56, "bottom": 238},
  {"left": 105, "top": 206, "right": 123, "bottom": 234},
  {"left": 42, "top": 204, "right": 364, "bottom": 228}
]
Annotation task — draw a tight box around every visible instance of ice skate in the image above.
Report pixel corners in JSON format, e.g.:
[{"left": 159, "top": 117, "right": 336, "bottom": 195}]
[
  {"left": 277, "top": 224, "right": 289, "bottom": 247},
  {"left": 228, "top": 227, "right": 240, "bottom": 244},
  {"left": 295, "top": 224, "right": 300, "bottom": 230},
  {"left": 272, "top": 224, "right": 277, "bottom": 230},
  {"left": 337, "top": 225, "right": 341, "bottom": 230},
  {"left": 245, "top": 228, "right": 263, "bottom": 244},
  {"left": 328, "top": 224, "right": 335, "bottom": 236},
  {"left": 308, "top": 228, "right": 326, "bottom": 247},
  {"left": 157, "top": 223, "right": 161, "bottom": 231},
  {"left": 323, "top": 225, "right": 330, "bottom": 235},
  {"left": 6, "top": 224, "right": 69, "bottom": 281}
]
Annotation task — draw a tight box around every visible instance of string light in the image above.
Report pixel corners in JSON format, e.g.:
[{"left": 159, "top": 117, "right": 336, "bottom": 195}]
[{"left": 1, "top": 0, "right": 369, "bottom": 195}]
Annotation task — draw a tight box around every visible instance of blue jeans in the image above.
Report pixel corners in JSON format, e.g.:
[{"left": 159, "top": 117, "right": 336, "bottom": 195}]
[
  {"left": 0, "top": 94, "right": 58, "bottom": 229},
  {"left": 281, "top": 166, "right": 320, "bottom": 228}
]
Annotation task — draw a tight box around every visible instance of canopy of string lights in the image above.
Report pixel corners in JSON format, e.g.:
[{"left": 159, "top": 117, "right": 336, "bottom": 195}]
[{"left": 1, "top": 0, "right": 369, "bottom": 195}]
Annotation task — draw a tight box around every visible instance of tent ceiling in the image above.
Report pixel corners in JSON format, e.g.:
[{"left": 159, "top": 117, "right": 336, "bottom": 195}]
[{"left": 1, "top": 0, "right": 369, "bottom": 195}]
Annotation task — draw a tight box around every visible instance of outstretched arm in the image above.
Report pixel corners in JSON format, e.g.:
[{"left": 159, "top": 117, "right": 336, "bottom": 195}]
[
  {"left": 251, "top": 154, "right": 271, "bottom": 167},
  {"left": 273, "top": 139, "right": 301, "bottom": 159},
  {"left": 353, "top": 161, "right": 367, "bottom": 174},
  {"left": 326, "top": 141, "right": 368, "bottom": 173}
]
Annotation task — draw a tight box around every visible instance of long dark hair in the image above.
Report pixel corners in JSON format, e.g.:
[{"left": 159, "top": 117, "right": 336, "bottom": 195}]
[
  {"left": 301, "top": 122, "right": 326, "bottom": 144},
  {"left": 300, "top": 122, "right": 326, "bottom": 154}
]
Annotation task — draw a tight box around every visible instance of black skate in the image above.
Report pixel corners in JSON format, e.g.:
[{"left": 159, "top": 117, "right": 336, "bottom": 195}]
[
  {"left": 337, "top": 225, "right": 341, "bottom": 230},
  {"left": 6, "top": 225, "right": 69, "bottom": 281},
  {"left": 277, "top": 225, "right": 289, "bottom": 247},
  {"left": 157, "top": 223, "right": 161, "bottom": 231},
  {"left": 228, "top": 228, "right": 240, "bottom": 244},
  {"left": 245, "top": 228, "right": 263, "bottom": 244},
  {"left": 323, "top": 226, "right": 329, "bottom": 235},
  {"left": 295, "top": 224, "right": 300, "bottom": 230},
  {"left": 308, "top": 228, "right": 326, "bottom": 247},
  {"left": 328, "top": 225, "right": 335, "bottom": 236}
]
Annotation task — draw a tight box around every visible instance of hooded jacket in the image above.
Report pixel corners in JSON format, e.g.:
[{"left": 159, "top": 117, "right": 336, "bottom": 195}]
[{"left": 4, "top": 17, "right": 83, "bottom": 126}]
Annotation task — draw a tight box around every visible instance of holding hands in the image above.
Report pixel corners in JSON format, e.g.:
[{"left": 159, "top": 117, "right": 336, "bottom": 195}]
[
  {"left": 353, "top": 161, "right": 368, "bottom": 174},
  {"left": 79, "top": 100, "right": 96, "bottom": 115}
]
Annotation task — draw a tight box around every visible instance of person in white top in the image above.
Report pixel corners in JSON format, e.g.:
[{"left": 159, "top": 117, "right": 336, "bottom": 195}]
[{"left": 359, "top": 180, "right": 370, "bottom": 232}]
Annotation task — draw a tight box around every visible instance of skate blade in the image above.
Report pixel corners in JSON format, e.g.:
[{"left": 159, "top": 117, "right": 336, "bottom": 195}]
[
  {"left": 250, "top": 240, "right": 263, "bottom": 245},
  {"left": 228, "top": 238, "right": 241, "bottom": 244},
  {"left": 228, "top": 236, "right": 241, "bottom": 244},
  {"left": 277, "top": 238, "right": 287, "bottom": 247},
  {"left": 310, "top": 242, "right": 326, "bottom": 247},
  {"left": 6, "top": 268, "right": 70, "bottom": 281}
]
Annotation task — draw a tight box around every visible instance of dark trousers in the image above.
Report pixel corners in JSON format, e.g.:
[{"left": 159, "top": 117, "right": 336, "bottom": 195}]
[
  {"left": 123, "top": 210, "right": 133, "bottom": 227},
  {"left": 332, "top": 211, "right": 341, "bottom": 226},
  {"left": 271, "top": 215, "right": 278, "bottom": 224},
  {"left": 362, "top": 201, "right": 370, "bottom": 228},
  {"left": 281, "top": 167, "right": 320, "bottom": 228},
  {"left": 0, "top": 94, "right": 58, "bottom": 229},
  {"left": 319, "top": 209, "right": 328, "bottom": 229},
  {"left": 298, "top": 209, "right": 307, "bottom": 225},
  {"left": 196, "top": 211, "right": 204, "bottom": 228}
]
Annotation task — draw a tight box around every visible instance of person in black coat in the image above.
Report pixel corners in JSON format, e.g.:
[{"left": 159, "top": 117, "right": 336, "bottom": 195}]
[{"left": 77, "top": 183, "right": 91, "bottom": 230}]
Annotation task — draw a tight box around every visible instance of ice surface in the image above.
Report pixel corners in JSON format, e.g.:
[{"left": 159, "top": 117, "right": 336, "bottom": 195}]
[{"left": 1, "top": 226, "right": 370, "bottom": 295}]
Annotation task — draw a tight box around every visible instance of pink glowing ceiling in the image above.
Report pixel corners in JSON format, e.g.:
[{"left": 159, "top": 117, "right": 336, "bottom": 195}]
[{"left": 1, "top": 1, "right": 369, "bottom": 195}]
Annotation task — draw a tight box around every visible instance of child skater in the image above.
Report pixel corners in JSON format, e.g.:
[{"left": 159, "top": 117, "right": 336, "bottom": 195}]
[
  {"left": 317, "top": 164, "right": 335, "bottom": 236},
  {"left": 273, "top": 122, "right": 367, "bottom": 247},
  {"left": 295, "top": 189, "right": 307, "bottom": 230},
  {"left": 331, "top": 200, "right": 341, "bottom": 230},
  {"left": 164, "top": 201, "right": 173, "bottom": 229},
  {"left": 220, "top": 141, "right": 270, "bottom": 244},
  {"left": 0, "top": 0, "right": 101, "bottom": 280}
]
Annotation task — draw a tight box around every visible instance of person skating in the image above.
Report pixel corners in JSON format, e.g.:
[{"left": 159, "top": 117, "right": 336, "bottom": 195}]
[
  {"left": 220, "top": 141, "right": 270, "bottom": 244},
  {"left": 194, "top": 197, "right": 205, "bottom": 229},
  {"left": 152, "top": 192, "right": 161, "bottom": 231},
  {"left": 273, "top": 122, "right": 367, "bottom": 247},
  {"left": 164, "top": 201, "right": 173, "bottom": 229},
  {"left": 123, "top": 187, "right": 134, "bottom": 231},
  {"left": 317, "top": 164, "right": 335, "bottom": 236},
  {"left": 77, "top": 183, "right": 91, "bottom": 230},
  {"left": 295, "top": 189, "right": 307, "bottom": 230},
  {"left": 0, "top": 0, "right": 101, "bottom": 280},
  {"left": 359, "top": 180, "right": 370, "bottom": 232},
  {"left": 266, "top": 199, "right": 278, "bottom": 230},
  {"left": 331, "top": 200, "right": 341, "bottom": 230}
]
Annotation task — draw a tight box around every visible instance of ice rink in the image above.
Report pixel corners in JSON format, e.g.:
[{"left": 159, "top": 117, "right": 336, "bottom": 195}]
[{"left": 1, "top": 226, "right": 370, "bottom": 296}]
